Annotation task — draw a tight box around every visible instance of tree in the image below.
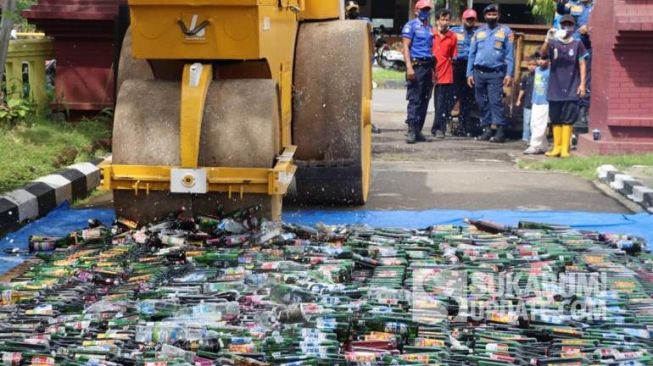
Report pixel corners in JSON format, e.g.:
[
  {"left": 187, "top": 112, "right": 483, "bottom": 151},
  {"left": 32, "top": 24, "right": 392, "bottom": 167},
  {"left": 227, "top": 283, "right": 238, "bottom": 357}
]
[
  {"left": 528, "top": 0, "right": 556, "bottom": 23},
  {"left": 0, "top": 0, "right": 18, "bottom": 92}
]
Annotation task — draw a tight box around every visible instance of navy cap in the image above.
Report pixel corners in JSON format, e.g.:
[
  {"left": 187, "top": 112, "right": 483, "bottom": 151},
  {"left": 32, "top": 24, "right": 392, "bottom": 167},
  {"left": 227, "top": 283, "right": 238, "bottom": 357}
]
[
  {"left": 560, "top": 14, "right": 576, "bottom": 25},
  {"left": 483, "top": 4, "right": 499, "bottom": 14}
]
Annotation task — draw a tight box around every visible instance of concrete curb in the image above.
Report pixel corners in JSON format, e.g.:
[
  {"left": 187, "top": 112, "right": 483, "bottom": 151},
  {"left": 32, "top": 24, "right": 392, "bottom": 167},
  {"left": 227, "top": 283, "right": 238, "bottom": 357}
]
[
  {"left": 0, "top": 159, "right": 104, "bottom": 230},
  {"left": 598, "top": 164, "right": 653, "bottom": 214}
]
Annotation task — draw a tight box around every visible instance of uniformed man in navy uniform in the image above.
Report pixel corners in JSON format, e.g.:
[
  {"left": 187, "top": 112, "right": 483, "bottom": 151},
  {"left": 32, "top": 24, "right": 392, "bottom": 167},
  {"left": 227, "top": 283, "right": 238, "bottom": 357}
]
[
  {"left": 451, "top": 8, "right": 478, "bottom": 136},
  {"left": 402, "top": 0, "right": 434, "bottom": 144},
  {"left": 557, "top": 0, "right": 592, "bottom": 36},
  {"left": 466, "top": 4, "right": 514, "bottom": 143}
]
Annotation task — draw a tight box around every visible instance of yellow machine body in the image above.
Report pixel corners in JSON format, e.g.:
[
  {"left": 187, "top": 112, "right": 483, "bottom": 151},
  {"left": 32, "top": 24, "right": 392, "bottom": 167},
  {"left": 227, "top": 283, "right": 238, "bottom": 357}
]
[{"left": 102, "top": 0, "right": 372, "bottom": 221}]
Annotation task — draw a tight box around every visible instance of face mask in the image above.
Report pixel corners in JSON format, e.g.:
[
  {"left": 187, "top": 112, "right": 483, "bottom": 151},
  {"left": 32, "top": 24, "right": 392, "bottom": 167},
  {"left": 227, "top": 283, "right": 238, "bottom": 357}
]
[
  {"left": 349, "top": 11, "right": 359, "bottom": 19},
  {"left": 418, "top": 9, "right": 431, "bottom": 21},
  {"left": 485, "top": 17, "right": 498, "bottom": 26},
  {"left": 555, "top": 29, "right": 567, "bottom": 40},
  {"left": 562, "top": 25, "right": 575, "bottom": 37}
]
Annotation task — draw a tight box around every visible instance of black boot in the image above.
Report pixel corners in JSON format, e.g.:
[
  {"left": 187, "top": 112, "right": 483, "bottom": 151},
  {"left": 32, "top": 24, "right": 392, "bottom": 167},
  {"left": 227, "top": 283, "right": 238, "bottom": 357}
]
[
  {"left": 416, "top": 131, "right": 430, "bottom": 142},
  {"left": 406, "top": 127, "right": 417, "bottom": 144},
  {"left": 490, "top": 125, "right": 506, "bottom": 143},
  {"left": 477, "top": 127, "right": 493, "bottom": 141}
]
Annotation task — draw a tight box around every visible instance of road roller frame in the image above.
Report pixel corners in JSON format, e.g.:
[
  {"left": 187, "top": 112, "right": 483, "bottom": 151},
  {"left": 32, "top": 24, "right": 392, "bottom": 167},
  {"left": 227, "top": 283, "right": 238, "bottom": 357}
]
[{"left": 102, "top": 0, "right": 371, "bottom": 221}]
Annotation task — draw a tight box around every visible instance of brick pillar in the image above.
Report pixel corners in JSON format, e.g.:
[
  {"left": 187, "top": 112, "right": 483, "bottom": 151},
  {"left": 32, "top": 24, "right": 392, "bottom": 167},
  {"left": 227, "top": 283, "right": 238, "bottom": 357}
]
[
  {"left": 22, "top": 0, "right": 126, "bottom": 113},
  {"left": 578, "top": 0, "right": 653, "bottom": 155}
]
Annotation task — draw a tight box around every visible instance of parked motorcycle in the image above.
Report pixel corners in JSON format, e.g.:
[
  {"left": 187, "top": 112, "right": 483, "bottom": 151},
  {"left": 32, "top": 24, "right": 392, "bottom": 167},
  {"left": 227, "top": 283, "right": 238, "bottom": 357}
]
[{"left": 374, "top": 37, "right": 406, "bottom": 71}]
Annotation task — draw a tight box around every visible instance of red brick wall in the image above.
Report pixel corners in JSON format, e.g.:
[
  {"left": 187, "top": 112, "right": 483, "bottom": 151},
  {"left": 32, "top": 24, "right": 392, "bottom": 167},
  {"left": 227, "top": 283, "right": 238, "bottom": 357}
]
[
  {"left": 23, "top": 0, "right": 126, "bottom": 111},
  {"left": 581, "top": 0, "right": 653, "bottom": 153}
]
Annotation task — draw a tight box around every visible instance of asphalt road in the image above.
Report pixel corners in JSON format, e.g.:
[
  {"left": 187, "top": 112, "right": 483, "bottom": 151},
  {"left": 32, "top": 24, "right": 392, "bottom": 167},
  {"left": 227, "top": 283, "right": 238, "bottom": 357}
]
[
  {"left": 359, "top": 89, "right": 629, "bottom": 213},
  {"left": 84, "top": 88, "right": 630, "bottom": 214}
]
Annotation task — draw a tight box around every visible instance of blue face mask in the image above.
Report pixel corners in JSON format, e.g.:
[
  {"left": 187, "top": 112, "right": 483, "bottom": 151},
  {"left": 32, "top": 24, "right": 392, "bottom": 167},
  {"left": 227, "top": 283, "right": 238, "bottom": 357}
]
[{"left": 418, "top": 9, "right": 431, "bottom": 21}]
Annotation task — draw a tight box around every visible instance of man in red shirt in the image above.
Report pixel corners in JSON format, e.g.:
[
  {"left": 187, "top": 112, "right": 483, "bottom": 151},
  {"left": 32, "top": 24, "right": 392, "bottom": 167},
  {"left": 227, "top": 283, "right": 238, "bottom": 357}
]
[{"left": 431, "top": 8, "right": 458, "bottom": 139}]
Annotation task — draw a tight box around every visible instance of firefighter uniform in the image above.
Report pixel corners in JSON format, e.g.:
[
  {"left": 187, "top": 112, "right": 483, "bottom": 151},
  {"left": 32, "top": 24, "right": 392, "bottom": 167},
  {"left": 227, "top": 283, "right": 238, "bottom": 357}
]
[{"left": 466, "top": 23, "right": 514, "bottom": 128}]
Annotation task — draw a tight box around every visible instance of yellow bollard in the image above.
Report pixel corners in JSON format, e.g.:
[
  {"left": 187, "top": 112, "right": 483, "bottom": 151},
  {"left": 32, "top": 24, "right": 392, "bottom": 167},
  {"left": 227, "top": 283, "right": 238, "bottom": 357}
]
[{"left": 5, "top": 36, "right": 54, "bottom": 116}]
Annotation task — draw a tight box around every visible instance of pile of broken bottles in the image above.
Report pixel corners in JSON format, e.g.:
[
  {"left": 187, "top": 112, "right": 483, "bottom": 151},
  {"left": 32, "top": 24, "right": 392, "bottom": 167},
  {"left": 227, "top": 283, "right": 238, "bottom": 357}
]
[{"left": 0, "top": 207, "right": 652, "bottom": 365}]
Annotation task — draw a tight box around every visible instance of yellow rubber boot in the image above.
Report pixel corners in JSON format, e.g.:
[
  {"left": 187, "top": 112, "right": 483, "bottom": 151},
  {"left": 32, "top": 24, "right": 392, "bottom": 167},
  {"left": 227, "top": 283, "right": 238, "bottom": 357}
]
[
  {"left": 545, "top": 125, "right": 562, "bottom": 157},
  {"left": 560, "top": 124, "right": 572, "bottom": 158}
]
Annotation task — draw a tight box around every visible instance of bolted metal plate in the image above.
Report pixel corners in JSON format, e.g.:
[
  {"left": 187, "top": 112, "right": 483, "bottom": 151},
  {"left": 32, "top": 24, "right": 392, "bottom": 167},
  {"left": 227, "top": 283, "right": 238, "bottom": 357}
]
[{"left": 171, "top": 168, "right": 208, "bottom": 194}]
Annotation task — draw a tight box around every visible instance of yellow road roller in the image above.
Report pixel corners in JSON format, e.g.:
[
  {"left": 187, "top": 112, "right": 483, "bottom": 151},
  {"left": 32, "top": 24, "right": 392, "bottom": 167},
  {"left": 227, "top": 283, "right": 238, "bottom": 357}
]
[{"left": 100, "top": 0, "right": 372, "bottom": 222}]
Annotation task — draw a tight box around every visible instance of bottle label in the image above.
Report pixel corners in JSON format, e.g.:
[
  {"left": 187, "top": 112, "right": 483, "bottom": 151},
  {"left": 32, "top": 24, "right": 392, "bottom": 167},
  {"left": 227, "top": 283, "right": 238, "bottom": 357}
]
[
  {"left": 416, "top": 338, "right": 445, "bottom": 347},
  {"left": 384, "top": 322, "right": 408, "bottom": 335},
  {"left": 261, "top": 262, "right": 280, "bottom": 270},
  {"left": 623, "top": 328, "right": 650, "bottom": 339},
  {"left": 377, "top": 247, "right": 398, "bottom": 257},
  {"left": 82, "top": 228, "right": 103, "bottom": 241},
  {"left": 489, "top": 353, "right": 516, "bottom": 362},
  {"left": 316, "top": 317, "right": 337, "bottom": 330},
  {"left": 400, "top": 354, "right": 430, "bottom": 363},
  {"left": 301, "top": 328, "right": 331, "bottom": 341},
  {"left": 486, "top": 343, "right": 509, "bottom": 352},
  {"left": 300, "top": 345, "right": 329, "bottom": 357},
  {"left": 365, "top": 332, "right": 394, "bottom": 342},
  {"left": 230, "top": 337, "right": 252, "bottom": 345},
  {"left": 1, "top": 291, "right": 13, "bottom": 305},
  {"left": 228, "top": 343, "right": 255, "bottom": 353},
  {"left": 345, "top": 352, "right": 377, "bottom": 362},
  {"left": 301, "top": 303, "right": 324, "bottom": 315},
  {"left": 1, "top": 352, "right": 22, "bottom": 366},
  {"left": 29, "top": 356, "right": 55, "bottom": 365}
]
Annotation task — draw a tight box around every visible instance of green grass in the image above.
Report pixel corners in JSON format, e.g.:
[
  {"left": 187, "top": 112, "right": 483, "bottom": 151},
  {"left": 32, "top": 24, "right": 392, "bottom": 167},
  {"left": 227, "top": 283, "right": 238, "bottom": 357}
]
[
  {"left": 0, "top": 116, "right": 111, "bottom": 193},
  {"left": 72, "top": 189, "right": 107, "bottom": 208},
  {"left": 373, "top": 67, "right": 405, "bottom": 85},
  {"left": 518, "top": 154, "right": 653, "bottom": 180}
]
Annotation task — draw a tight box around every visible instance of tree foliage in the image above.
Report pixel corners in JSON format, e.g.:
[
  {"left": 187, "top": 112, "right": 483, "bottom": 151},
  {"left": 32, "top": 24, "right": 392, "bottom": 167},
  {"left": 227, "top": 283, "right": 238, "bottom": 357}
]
[{"left": 528, "top": 0, "right": 556, "bottom": 23}]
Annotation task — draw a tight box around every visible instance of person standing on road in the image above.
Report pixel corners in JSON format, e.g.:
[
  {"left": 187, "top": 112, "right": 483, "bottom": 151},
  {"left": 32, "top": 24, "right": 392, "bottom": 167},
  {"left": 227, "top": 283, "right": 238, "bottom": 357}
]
[
  {"left": 516, "top": 56, "right": 536, "bottom": 143},
  {"left": 556, "top": 0, "right": 593, "bottom": 141},
  {"left": 402, "top": 0, "right": 435, "bottom": 144},
  {"left": 540, "top": 14, "right": 588, "bottom": 158},
  {"left": 524, "top": 52, "right": 550, "bottom": 155},
  {"left": 451, "top": 9, "right": 478, "bottom": 137},
  {"left": 345, "top": 1, "right": 382, "bottom": 134},
  {"left": 466, "top": 4, "right": 514, "bottom": 143},
  {"left": 431, "top": 8, "right": 458, "bottom": 139},
  {"left": 345, "top": 1, "right": 370, "bottom": 22}
]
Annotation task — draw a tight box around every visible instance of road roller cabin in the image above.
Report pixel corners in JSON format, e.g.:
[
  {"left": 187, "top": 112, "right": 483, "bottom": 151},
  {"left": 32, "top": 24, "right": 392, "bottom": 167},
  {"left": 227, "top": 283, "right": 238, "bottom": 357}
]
[{"left": 101, "top": 0, "right": 373, "bottom": 222}]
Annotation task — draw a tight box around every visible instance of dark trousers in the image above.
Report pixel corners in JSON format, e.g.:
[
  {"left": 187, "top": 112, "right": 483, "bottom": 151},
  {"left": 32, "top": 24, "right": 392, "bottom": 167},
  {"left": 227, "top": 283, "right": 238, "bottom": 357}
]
[
  {"left": 579, "top": 52, "right": 591, "bottom": 108},
  {"left": 574, "top": 52, "right": 591, "bottom": 134},
  {"left": 432, "top": 83, "right": 455, "bottom": 133},
  {"left": 453, "top": 61, "right": 475, "bottom": 126},
  {"left": 406, "top": 64, "right": 434, "bottom": 132},
  {"left": 473, "top": 68, "right": 506, "bottom": 126}
]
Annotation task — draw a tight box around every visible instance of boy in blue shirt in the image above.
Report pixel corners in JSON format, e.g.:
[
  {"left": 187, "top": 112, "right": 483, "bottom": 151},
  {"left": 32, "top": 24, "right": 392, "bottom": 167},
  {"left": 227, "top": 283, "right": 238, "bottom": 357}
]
[
  {"left": 516, "top": 57, "right": 537, "bottom": 143},
  {"left": 524, "top": 52, "right": 550, "bottom": 155}
]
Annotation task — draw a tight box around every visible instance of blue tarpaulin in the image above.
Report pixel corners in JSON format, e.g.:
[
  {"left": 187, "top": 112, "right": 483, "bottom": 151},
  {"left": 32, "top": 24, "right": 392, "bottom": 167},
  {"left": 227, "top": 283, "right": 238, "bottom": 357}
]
[
  {"left": 2, "top": 204, "right": 651, "bottom": 274},
  {"left": 0, "top": 204, "right": 115, "bottom": 274}
]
